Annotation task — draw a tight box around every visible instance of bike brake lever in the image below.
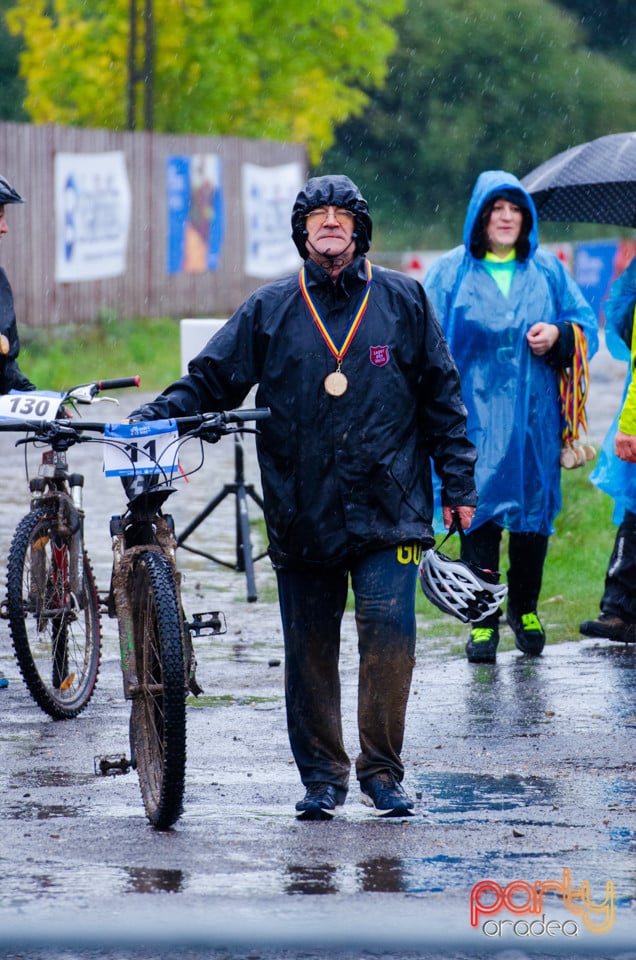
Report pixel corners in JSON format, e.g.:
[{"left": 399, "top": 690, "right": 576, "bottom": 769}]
[
  {"left": 14, "top": 421, "right": 79, "bottom": 448},
  {"left": 195, "top": 425, "right": 222, "bottom": 443},
  {"left": 65, "top": 385, "right": 96, "bottom": 405}
]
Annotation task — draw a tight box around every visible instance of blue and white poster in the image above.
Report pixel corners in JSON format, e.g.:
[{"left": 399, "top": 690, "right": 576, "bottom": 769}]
[
  {"left": 55, "top": 152, "right": 131, "bottom": 282},
  {"left": 166, "top": 154, "right": 224, "bottom": 274},
  {"left": 242, "top": 161, "right": 304, "bottom": 278}
]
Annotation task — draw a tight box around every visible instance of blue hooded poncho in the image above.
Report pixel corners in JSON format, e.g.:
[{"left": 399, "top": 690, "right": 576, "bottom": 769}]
[
  {"left": 588, "top": 259, "right": 636, "bottom": 525},
  {"left": 424, "top": 170, "right": 598, "bottom": 536}
]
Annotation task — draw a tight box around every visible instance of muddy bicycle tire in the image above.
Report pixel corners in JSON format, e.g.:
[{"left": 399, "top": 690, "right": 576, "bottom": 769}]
[
  {"left": 128, "top": 551, "right": 187, "bottom": 829},
  {"left": 6, "top": 508, "right": 101, "bottom": 720}
]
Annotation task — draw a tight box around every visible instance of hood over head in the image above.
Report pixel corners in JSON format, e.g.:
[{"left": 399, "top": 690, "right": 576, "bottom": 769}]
[
  {"left": 291, "top": 174, "right": 372, "bottom": 259},
  {"left": 462, "top": 170, "right": 538, "bottom": 262}
]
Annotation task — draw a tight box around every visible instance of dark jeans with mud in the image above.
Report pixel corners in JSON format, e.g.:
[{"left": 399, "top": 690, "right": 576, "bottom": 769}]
[
  {"left": 600, "top": 509, "right": 636, "bottom": 622},
  {"left": 275, "top": 544, "right": 419, "bottom": 798},
  {"left": 459, "top": 521, "right": 549, "bottom": 626}
]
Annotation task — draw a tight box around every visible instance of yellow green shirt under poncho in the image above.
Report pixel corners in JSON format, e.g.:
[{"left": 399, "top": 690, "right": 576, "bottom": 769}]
[{"left": 483, "top": 249, "right": 516, "bottom": 296}]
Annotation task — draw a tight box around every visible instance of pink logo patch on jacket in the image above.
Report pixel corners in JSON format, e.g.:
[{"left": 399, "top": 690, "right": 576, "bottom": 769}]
[{"left": 370, "top": 345, "right": 390, "bottom": 367}]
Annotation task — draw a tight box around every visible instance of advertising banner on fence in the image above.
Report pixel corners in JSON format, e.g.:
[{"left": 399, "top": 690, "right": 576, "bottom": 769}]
[
  {"left": 54, "top": 152, "right": 131, "bottom": 282},
  {"left": 242, "top": 161, "right": 304, "bottom": 278},
  {"left": 166, "top": 154, "right": 224, "bottom": 274},
  {"left": 574, "top": 239, "right": 636, "bottom": 323}
]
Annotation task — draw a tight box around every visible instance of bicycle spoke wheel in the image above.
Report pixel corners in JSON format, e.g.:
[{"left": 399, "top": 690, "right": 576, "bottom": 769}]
[
  {"left": 129, "top": 551, "right": 186, "bottom": 829},
  {"left": 6, "top": 508, "right": 101, "bottom": 720}
]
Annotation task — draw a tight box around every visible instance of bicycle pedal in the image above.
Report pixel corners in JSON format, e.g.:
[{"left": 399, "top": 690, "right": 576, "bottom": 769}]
[
  {"left": 97, "top": 591, "right": 114, "bottom": 616},
  {"left": 186, "top": 610, "right": 227, "bottom": 636},
  {"left": 94, "top": 754, "right": 131, "bottom": 777}
]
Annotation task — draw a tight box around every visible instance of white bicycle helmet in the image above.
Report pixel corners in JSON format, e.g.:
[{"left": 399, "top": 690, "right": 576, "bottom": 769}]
[{"left": 419, "top": 547, "right": 508, "bottom": 623}]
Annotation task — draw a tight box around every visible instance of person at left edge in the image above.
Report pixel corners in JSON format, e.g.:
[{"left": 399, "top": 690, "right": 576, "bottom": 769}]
[
  {"left": 130, "top": 174, "right": 478, "bottom": 820},
  {"left": 0, "top": 175, "right": 35, "bottom": 395},
  {"left": 0, "top": 174, "right": 35, "bottom": 690}
]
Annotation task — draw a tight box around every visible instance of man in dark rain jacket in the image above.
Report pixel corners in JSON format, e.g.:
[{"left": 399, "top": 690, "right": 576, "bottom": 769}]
[
  {"left": 0, "top": 175, "right": 35, "bottom": 395},
  {"left": 0, "top": 174, "right": 34, "bottom": 690},
  {"left": 132, "top": 175, "right": 477, "bottom": 819}
]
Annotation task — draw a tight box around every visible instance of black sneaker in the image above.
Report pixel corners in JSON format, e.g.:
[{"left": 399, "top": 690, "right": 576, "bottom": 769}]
[
  {"left": 579, "top": 613, "right": 636, "bottom": 643},
  {"left": 507, "top": 610, "right": 545, "bottom": 656},
  {"left": 360, "top": 772, "right": 415, "bottom": 817},
  {"left": 465, "top": 625, "right": 499, "bottom": 663},
  {"left": 295, "top": 783, "right": 345, "bottom": 821}
]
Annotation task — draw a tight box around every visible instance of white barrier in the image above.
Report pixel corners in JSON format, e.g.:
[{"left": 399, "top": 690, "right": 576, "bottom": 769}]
[
  {"left": 180, "top": 318, "right": 227, "bottom": 375},
  {"left": 0, "top": 907, "right": 633, "bottom": 956}
]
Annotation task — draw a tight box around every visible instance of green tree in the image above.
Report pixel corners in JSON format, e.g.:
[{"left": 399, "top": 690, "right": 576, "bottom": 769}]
[
  {"left": 556, "top": 0, "right": 636, "bottom": 69},
  {"left": 323, "top": 0, "right": 636, "bottom": 248},
  {"left": 6, "top": 0, "right": 404, "bottom": 162},
  {"left": 0, "top": 0, "right": 27, "bottom": 120}
]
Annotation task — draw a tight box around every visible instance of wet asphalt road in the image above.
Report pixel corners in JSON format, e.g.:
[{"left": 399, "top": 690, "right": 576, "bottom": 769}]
[{"left": 1, "top": 344, "right": 636, "bottom": 959}]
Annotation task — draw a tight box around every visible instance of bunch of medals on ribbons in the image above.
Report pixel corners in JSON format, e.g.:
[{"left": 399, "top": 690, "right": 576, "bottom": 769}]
[{"left": 559, "top": 324, "right": 596, "bottom": 469}]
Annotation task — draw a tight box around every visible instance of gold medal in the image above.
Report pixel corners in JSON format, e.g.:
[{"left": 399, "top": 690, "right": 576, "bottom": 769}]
[{"left": 324, "top": 369, "right": 348, "bottom": 396}]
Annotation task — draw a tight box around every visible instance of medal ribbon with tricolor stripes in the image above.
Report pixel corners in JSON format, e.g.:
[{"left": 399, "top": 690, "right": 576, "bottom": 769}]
[
  {"left": 299, "top": 258, "right": 373, "bottom": 371},
  {"left": 559, "top": 323, "right": 589, "bottom": 442}
]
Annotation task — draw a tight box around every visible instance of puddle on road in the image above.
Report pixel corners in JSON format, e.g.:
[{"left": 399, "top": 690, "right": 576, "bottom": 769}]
[
  {"left": 187, "top": 694, "right": 281, "bottom": 709},
  {"left": 4, "top": 848, "right": 630, "bottom": 909},
  {"left": 1, "top": 864, "right": 186, "bottom": 905},
  {"left": 4, "top": 769, "right": 90, "bottom": 820},
  {"left": 4, "top": 801, "right": 83, "bottom": 820},
  {"left": 415, "top": 770, "right": 553, "bottom": 815},
  {"left": 19, "top": 768, "right": 95, "bottom": 788},
  {"left": 195, "top": 632, "right": 282, "bottom": 665},
  {"left": 124, "top": 865, "right": 185, "bottom": 894}
]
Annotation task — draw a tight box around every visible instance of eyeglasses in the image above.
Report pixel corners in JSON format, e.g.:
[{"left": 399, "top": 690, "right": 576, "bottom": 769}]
[{"left": 305, "top": 206, "right": 355, "bottom": 225}]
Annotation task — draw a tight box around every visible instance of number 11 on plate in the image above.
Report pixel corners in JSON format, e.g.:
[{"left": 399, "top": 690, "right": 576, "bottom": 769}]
[{"left": 103, "top": 421, "right": 180, "bottom": 477}]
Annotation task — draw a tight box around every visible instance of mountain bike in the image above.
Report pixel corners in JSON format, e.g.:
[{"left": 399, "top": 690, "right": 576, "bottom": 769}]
[
  {"left": 0, "top": 378, "right": 140, "bottom": 720},
  {"left": 1, "top": 404, "right": 270, "bottom": 828},
  {"left": 102, "top": 407, "right": 270, "bottom": 827}
]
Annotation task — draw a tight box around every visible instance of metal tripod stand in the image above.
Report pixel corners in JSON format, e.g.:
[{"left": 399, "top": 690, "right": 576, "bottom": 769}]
[{"left": 176, "top": 433, "right": 266, "bottom": 601}]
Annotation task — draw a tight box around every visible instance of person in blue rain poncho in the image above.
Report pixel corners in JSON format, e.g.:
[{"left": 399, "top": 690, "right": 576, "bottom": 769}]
[
  {"left": 424, "top": 170, "right": 598, "bottom": 664},
  {"left": 580, "top": 258, "right": 636, "bottom": 643}
]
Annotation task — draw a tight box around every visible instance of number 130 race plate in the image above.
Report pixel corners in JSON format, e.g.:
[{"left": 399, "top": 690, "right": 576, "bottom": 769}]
[{"left": 0, "top": 391, "right": 63, "bottom": 421}]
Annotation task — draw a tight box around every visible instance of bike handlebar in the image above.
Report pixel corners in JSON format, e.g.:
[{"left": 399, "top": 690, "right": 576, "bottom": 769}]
[
  {"left": 62, "top": 376, "right": 141, "bottom": 404},
  {"left": 166, "top": 407, "right": 272, "bottom": 429},
  {"left": 0, "top": 407, "right": 272, "bottom": 439},
  {"left": 95, "top": 376, "right": 141, "bottom": 392}
]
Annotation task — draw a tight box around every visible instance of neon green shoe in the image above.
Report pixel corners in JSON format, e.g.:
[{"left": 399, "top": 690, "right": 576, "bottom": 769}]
[
  {"left": 465, "top": 625, "right": 499, "bottom": 664},
  {"left": 507, "top": 610, "right": 545, "bottom": 656}
]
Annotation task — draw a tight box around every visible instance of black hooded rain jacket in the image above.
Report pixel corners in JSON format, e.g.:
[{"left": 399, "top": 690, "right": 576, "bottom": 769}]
[{"left": 133, "top": 254, "right": 477, "bottom": 568}]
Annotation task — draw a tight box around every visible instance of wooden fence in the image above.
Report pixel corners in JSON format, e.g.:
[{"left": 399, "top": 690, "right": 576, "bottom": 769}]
[{"left": 0, "top": 122, "right": 307, "bottom": 329}]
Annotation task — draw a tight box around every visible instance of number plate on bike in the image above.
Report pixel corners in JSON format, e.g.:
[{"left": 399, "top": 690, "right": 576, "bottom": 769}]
[
  {"left": 103, "top": 421, "right": 180, "bottom": 476},
  {"left": 0, "top": 391, "right": 63, "bottom": 421}
]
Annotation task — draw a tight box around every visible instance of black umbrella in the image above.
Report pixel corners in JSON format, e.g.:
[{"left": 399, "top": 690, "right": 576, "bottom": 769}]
[{"left": 521, "top": 131, "right": 636, "bottom": 226}]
